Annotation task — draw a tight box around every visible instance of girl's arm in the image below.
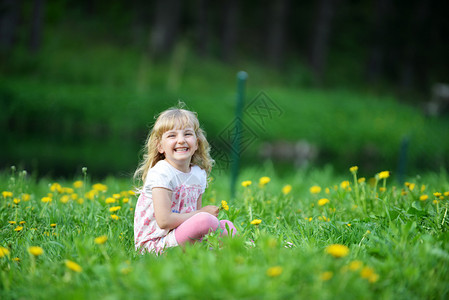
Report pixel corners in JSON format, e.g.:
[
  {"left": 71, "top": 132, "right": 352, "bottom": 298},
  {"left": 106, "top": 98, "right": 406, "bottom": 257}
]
[{"left": 153, "top": 188, "right": 219, "bottom": 230}]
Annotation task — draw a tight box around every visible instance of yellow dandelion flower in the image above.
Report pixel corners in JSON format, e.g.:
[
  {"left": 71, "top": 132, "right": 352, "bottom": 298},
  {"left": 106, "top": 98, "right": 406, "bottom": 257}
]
[
  {"left": 61, "top": 187, "right": 73, "bottom": 194},
  {"left": 28, "top": 246, "right": 44, "bottom": 256},
  {"left": 250, "top": 219, "right": 262, "bottom": 225},
  {"left": 85, "top": 190, "right": 97, "bottom": 200},
  {"left": 8, "top": 221, "right": 16, "bottom": 224},
  {"left": 349, "top": 260, "right": 363, "bottom": 271},
  {"left": 421, "top": 185, "right": 426, "bottom": 193},
  {"left": 433, "top": 192, "right": 442, "bottom": 198},
  {"left": 419, "top": 194, "right": 428, "bottom": 201},
  {"left": 77, "top": 198, "right": 84, "bottom": 205},
  {"left": 379, "top": 187, "right": 386, "bottom": 192},
  {"left": 109, "top": 206, "right": 121, "bottom": 212},
  {"left": 378, "top": 171, "right": 390, "bottom": 179},
  {"left": 266, "top": 266, "right": 283, "bottom": 277},
  {"left": 241, "top": 180, "right": 252, "bottom": 187},
  {"left": 340, "top": 181, "right": 350, "bottom": 189},
  {"left": 112, "top": 193, "right": 121, "bottom": 199},
  {"left": 259, "top": 177, "right": 271, "bottom": 187},
  {"left": 14, "top": 226, "right": 23, "bottom": 232},
  {"left": 360, "top": 266, "right": 378, "bottom": 282},
  {"left": 105, "top": 197, "right": 116, "bottom": 204},
  {"left": 318, "top": 198, "right": 330, "bottom": 206},
  {"left": 73, "top": 181, "right": 83, "bottom": 188},
  {"left": 2, "top": 191, "right": 13, "bottom": 198},
  {"left": 13, "top": 198, "right": 20, "bottom": 204},
  {"left": 19, "top": 221, "right": 26, "bottom": 224},
  {"left": 0, "top": 247, "right": 10, "bottom": 258},
  {"left": 94, "top": 235, "right": 108, "bottom": 245},
  {"left": 71, "top": 193, "right": 79, "bottom": 200},
  {"left": 358, "top": 177, "right": 366, "bottom": 183},
  {"left": 128, "top": 190, "right": 135, "bottom": 196},
  {"left": 50, "top": 223, "right": 56, "bottom": 228},
  {"left": 12, "top": 257, "right": 20, "bottom": 262},
  {"left": 92, "top": 183, "right": 107, "bottom": 192},
  {"left": 22, "top": 193, "right": 30, "bottom": 201},
  {"left": 325, "top": 244, "right": 349, "bottom": 258},
  {"left": 65, "top": 260, "right": 82, "bottom": 272},
  {"left": 347, "top": 223, "right": 351, "bottom": 227},
  {"left": 41, "top": 197, "right": 52, "bottom": 203},
  {"left": 408, "top": 183, "right": 415, "bottom": 191},
  {"left": 50, "top": 183, "right": 62, "bottom": 193},
  {"left": 401, "top": 189, "right": 407, "bottom": 196},
  {"left": 310, "top": 185, "right": 321, "bottom": 194},
  {"left": 60, "top": 195, "right": 70, "bottom": 203},
  {"left": 221, "top": 200, "right": 229, "bottom": 211},
  {"left": 111, "top": 214, "right": 120, "bottom": 220},
  {"left": 433, "top": 200, "right": 439, "bottom": 205},
  {"left": 349, "top": 166, "right": 358, "bottom": 173},
  {"left": 282, "top": 185, "right": 292, "bottom": 195},
  {"left": 444, "top": 191, "right": 449, "bottom": 197},
  {"left": 320, "top": 271, "right": 333, "bottom": 281},
  {"left": 123, "top": 197, "right": 129, "bottom": 203},
  {"left": 368, "top": 273, "right": 379, "bottom": 283}
]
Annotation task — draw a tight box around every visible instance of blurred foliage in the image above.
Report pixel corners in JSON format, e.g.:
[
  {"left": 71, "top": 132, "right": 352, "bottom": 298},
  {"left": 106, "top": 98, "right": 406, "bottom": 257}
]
[{"left": 1, "top": 1, "right": 448, "bottom": 177}]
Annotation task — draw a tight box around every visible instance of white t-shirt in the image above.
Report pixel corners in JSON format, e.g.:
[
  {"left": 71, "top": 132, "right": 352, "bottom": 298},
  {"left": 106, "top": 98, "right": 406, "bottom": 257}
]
[{"left": 134, "top": 160, "right": 207, "bottom": 254}]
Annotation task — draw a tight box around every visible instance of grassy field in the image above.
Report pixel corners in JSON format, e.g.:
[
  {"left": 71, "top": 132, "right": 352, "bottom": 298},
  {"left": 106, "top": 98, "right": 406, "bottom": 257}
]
[{"left": 1, "top": 165, "right": 448, "bottom": 299}]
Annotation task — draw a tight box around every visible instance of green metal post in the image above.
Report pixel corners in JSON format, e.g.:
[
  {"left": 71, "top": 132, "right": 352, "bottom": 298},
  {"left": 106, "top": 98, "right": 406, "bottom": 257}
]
[{"left": 231, "top": 71, "right": 248, "bottom": 199}]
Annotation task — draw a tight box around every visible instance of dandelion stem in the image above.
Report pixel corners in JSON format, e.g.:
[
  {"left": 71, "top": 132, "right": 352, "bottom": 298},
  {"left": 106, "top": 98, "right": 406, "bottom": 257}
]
[
  {"left": 358, "top": 236, "right": 366, "bottom": 247},
  {"left": 352, "top": 172, "right": 361, "bottom": 211},
  {"left": 441, "top": 207, "right": 448, "bottom": 226}
]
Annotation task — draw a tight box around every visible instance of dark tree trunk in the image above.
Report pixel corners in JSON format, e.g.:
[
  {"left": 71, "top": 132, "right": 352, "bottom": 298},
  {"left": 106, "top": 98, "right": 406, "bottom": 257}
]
[
  {"left": 0, "top": 0, "right": 21, "bottom": 53},
  {"left": 131, "top": 0, "right": 151, "bottom": 46},
  {"left": 366, "top": 0, "right": 391, "bottom": 84},
  {"left": 308, "top": 0, "right": 336, "bottom": 82},
  {"left": 149, "top": 0, "right": 182, "bottom": 57},
  {"left": 195, "top": 0, "right": 209, "bottom": 57},
  {"left": 266, "top": 0, "right": 290, "bottom": 68},
  {"left": 29, "top": 0, "right": 45, "bottom": 54},
  {"left": 221, "top": 0, "right": 238, "bottom": 62},
  {"left": 399, "top": 0, "right": 430, "bottom": 91}
]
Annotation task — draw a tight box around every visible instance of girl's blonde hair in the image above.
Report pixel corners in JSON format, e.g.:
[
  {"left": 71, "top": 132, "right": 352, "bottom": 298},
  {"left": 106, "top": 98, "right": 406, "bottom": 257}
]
[{"left": 134, "top": 103, "right": 214, "bottom": 183}]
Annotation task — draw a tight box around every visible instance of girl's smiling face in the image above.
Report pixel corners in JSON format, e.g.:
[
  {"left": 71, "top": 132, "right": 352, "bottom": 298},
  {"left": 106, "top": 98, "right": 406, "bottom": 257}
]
[{"left": 158, "top": 127, "right": 198, "bottom": 172}]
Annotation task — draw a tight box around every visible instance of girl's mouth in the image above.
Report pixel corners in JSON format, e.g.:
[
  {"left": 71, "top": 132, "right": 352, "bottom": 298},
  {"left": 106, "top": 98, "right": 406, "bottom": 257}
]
[{"left": 174, "top": 147, "right": 189, "bottom": 152}]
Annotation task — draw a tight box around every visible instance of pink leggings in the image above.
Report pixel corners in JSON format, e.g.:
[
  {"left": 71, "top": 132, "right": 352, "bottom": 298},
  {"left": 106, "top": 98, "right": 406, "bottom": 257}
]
[{"left": 174, "top": 212, "right": 237, "bottom": 245}]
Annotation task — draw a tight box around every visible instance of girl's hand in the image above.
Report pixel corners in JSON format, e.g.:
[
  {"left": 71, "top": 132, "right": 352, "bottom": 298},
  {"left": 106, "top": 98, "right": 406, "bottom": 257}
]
[{"left": 200, "top": 205, "right": 219, "bottom": 217}]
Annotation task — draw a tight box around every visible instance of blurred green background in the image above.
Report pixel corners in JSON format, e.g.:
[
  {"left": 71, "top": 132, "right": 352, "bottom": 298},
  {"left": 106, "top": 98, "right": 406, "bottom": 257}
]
[{"left": 1, "top": 0, "right": 448, "bottom": 178}]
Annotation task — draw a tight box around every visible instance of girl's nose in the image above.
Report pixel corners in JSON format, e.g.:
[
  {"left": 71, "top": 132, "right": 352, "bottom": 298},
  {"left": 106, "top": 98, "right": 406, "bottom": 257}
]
[{"left": 177, "top": 134, "right": 186, "bottom": 143}]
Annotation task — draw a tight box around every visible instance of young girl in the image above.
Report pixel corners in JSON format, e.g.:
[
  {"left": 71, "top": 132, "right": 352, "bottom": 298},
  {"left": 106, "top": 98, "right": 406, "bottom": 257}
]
[{"left": 134, "top": 104, "right": 236, "bottom": 254}]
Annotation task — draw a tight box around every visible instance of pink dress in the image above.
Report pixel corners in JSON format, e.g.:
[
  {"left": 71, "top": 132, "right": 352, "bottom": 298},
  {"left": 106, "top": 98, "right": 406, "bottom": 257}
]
[{"left": 134, "top": 160, "right": 207, "bottom": 254}]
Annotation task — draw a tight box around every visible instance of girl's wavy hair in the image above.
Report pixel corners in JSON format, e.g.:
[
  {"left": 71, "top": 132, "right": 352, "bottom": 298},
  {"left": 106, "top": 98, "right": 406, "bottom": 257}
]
[{"left": 134, "top": 103, "right": 214, "bottom": 183}]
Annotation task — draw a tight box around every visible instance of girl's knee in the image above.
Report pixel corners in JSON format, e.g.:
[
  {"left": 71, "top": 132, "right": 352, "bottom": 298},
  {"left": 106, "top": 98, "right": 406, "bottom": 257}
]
[{"left": 195, "top": 212, "right": 219, "bottom": 231}]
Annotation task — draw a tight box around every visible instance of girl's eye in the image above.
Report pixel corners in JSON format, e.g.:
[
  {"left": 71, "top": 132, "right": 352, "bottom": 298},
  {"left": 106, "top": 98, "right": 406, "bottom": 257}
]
[{"left": 185, "top": 133, "right": 192, "bottom": 136}]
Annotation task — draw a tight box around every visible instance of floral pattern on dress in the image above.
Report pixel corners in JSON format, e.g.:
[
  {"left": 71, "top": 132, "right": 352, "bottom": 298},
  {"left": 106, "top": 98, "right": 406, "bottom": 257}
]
[{"left": 134, "top": 160, "right": 206, "bottom": 254}]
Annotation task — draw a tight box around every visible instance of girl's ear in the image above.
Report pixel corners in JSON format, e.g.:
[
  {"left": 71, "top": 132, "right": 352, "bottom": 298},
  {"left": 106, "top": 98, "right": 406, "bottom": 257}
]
[{"left": 157, "top": 141, "right": 164, "bottom": 154}]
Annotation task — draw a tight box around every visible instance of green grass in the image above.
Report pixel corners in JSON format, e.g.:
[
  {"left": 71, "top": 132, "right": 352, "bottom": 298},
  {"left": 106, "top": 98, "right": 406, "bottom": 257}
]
[{"left": 1, "top": 165, "right": 449, "bottom": 299}]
